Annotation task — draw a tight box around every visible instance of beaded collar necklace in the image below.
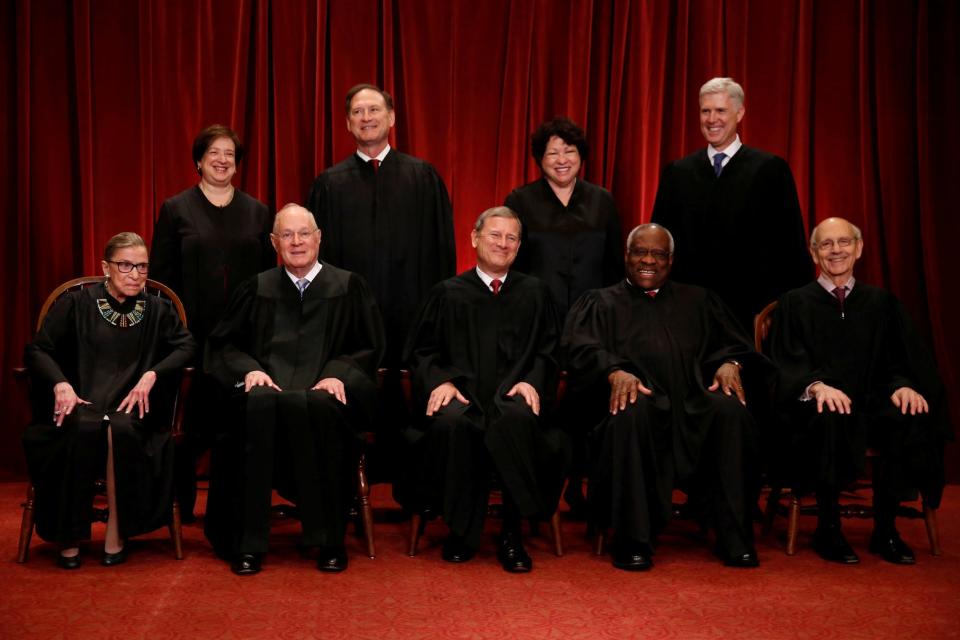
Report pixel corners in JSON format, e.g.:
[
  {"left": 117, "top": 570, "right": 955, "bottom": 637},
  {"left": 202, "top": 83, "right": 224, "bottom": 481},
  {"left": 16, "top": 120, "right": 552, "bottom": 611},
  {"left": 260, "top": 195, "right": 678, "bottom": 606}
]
[{"left": 97, "top": 282, "right": 146, "bottom": 328}]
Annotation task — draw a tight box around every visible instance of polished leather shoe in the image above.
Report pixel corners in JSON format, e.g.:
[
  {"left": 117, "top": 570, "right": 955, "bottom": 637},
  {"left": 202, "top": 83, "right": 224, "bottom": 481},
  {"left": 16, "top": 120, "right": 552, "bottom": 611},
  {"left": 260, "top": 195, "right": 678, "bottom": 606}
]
[
  {"left": 497, "top": 533, "right": 532, "bottom": 573},
  {"left": 101, "top": 546, "right": 128, "bottom": 567},
  {"left": 869, "top": 531, "right": 915, "bottom": 565},
  {"left": 231, "top": 553, "right": 262, "bottom": 575},
  {"left": 441, "top": 534, "right": 476, "bottom": 563},
  {"left": 57, "top": 553, "right": 82, "bottom": 570},
  {"left": 611, "top": 545, "right": 653, "bottom": 571},
  {"left": 723, "top": 550, "right": 760, "bottom": 568},
  {"left": 317, "top": 546, "right": 348, "bottom": 573},
  {"left": 812, "top": 527, "right": 860, "bottom": 564}
]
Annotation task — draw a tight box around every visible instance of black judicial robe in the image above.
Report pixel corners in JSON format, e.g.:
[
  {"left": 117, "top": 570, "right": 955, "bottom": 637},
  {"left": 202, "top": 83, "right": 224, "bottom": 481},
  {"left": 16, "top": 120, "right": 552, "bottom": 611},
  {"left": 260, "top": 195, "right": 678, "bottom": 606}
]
[
  {"left": 563, "top": 280, "right": 768, "bottom": 548},
  {"left": 151, "top": 186, "right": 275, "bottom": 347},
  {"left": 203, "top": 263, "right": 385, "bottom": 554},
  {"left": 23, "top": 283, "right": 195, "bottom": 544},
  {"left": 651, "top": 145, "right": 810, "bottom": 333},
  {"left": 504, "top": 178, "right": 623, "bottom": 317},
  {"left": 770, "top": 282, "right": 951, "bottom": 505},
  {"left": 400, "top": 270, "right": 568, "bottom": 546},
  {"left": 305, "top": 151, "right": 455, "bottom": 366}
]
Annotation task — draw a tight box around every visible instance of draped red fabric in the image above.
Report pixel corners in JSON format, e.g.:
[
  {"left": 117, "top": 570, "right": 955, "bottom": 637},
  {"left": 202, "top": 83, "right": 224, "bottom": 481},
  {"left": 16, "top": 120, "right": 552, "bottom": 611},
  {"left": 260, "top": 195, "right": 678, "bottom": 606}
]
[{"left": 1, "top": 0, "right": 957, "bottom": 478}]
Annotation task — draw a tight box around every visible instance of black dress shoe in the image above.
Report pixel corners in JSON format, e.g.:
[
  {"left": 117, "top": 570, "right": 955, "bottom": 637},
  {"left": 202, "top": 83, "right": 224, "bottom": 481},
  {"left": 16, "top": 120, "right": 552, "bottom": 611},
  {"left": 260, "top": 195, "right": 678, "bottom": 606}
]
[
  {"left": 497, "top": 532, "right": 532, "bottom": 573},
  {"left": 57, "top": 553, "right": 82, "bottom": 570},
  {"left": 231, "top": 553, "right": 262, "bottom": 575},
  {"left": 101, "top": 546, "right": 128, "bottom": 567},
  {"left": 611, "top": 539, "right": 653, "bottom": 571},
  {"left": 812, "top": 527, "right": 860, "bottom": 564},
  {"left": 317, "top": 546, "right": 348, "bottom": 573},
  {"left": 441, "top": 534, "right": 476, "bottom": 563},
  {"left": 723, "top": 550, "right": 760, "bottom": 568},
  {"left": 869, "top": 531, "right": 915, "bottom": 565}
]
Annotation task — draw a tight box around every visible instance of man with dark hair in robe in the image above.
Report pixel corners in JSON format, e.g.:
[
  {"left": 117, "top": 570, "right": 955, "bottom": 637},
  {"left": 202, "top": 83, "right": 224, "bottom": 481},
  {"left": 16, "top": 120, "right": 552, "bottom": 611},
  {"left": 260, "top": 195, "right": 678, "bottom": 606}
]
[
  {"left": 563, "top": 223, "right": 767, "bottom": 571},
  {"left": 204, "top": 204, "right": 385, "bottom": 575},
  {"left": 399, "top": 206, "right": 568, "bottom": 573},
  {"left": 769, "top": 217, "right": 951, "bottom": 565},
  {"left": 651, "top": 77, "right": 810, "bottom": 335},
  {"left": 305, "top": 84, "right": 455, "bottom": 482}
]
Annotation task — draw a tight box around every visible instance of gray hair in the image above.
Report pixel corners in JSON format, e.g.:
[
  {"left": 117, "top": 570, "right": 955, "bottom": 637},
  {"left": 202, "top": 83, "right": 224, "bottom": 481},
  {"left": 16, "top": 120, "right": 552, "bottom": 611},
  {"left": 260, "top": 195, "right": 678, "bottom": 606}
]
[
  {"left": 810, "top": 217, "right": 863, "bottom": 246},
  {"left": 103, "top": 231, "right": 147, "bottom": 261},
  {"left": 626, "top": 223, "right": 675, "bottom": 253},
  {"left": 473, "top": 206, "right": 522, "bottom": 233},
  {"left": 700, "top": 77, "right": 745, "bottom": 109},
  {"left": 273, "top": 203, "right": 318, "bottom": 233}
]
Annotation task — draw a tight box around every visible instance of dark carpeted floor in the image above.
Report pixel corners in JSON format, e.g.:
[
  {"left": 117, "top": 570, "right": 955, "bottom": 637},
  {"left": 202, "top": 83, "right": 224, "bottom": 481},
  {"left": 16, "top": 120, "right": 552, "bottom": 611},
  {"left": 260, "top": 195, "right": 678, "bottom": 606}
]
[{"left": 1, "top": 482, "right": 958, "bottom": 639}]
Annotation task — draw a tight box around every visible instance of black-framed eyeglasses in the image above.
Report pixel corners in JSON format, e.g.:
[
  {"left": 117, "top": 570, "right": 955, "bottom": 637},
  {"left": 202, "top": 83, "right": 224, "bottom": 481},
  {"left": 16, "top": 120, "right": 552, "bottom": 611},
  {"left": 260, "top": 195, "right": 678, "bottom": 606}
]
[
  {"left": 628, "top": 248, "right": 671, "bottom": 261},
  {"left": 108, "top": 260, "right": 149, "bottom": 274}
]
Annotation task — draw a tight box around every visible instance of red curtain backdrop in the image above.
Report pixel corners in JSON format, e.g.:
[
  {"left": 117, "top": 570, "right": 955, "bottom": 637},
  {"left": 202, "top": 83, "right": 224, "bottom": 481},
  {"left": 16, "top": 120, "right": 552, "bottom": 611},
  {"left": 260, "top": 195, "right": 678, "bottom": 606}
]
[{"left": 2, "top": 0, "right": 957, "bottom": 478}]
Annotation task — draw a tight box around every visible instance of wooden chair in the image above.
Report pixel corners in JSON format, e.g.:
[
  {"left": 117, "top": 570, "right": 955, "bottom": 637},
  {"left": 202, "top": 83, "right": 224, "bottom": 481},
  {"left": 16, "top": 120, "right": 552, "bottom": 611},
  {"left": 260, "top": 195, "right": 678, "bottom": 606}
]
[
  {"left": 405, "top": 371, "right": 565, "bottom": 557},
  {"left": 15, "top": 277, "right": 193, "bottom": 562},
  {"left": 756, "top": 300, "right": 941, "bottom": 556}
]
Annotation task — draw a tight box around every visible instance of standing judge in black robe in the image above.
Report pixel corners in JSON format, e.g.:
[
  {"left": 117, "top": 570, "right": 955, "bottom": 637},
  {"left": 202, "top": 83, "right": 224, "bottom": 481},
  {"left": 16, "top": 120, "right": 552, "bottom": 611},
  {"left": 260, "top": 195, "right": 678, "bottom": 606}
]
[
  {"left": 769, "top": 217, "right": 951, "bottom": 565},
  {"left": 23, "top": 232, "right": 195, "bottom": 569},
  {"left": 563, "top": 224, "right": 767, "bottom": 571},
  {"left": 400, "top": 207, "right": 567, "bottom": 573},
  {"left": 305, "top": 83, "right": 455, "bottom": 480},
  {"left": 151, "top": 124, "right": 275, "bottom": 519},
  {"left": 504, "top": 116, "right": 624, "bottom": 515},
  {"left": 651, "top": 77, "right": 810, "bottom": 334},
  {"left": 204, "top": 205, "right": 385, "bottom": 575}
]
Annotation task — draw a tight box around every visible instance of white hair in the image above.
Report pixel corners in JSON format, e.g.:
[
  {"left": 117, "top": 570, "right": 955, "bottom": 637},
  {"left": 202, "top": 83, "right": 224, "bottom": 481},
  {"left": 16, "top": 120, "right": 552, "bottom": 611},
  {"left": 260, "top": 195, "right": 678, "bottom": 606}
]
[
  {"left": 626, "top": 223, "right": 675, "bottom": 253},
  {"left": 699, "top": 77, "right": 745, "bottom": 109}
]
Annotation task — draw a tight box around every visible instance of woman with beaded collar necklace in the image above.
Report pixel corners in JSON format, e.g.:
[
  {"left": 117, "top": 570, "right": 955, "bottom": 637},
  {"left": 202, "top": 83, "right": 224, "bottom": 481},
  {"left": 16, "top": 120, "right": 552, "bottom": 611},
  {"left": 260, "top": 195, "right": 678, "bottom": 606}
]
[{"left": 22, "top": 232, "right": 195, "bottom": 569}]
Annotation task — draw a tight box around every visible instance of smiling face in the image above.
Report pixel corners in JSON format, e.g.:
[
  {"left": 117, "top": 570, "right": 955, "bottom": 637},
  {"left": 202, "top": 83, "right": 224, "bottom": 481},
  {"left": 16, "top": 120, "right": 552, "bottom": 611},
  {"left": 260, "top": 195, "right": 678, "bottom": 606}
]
[
  {"left": 540, "top": 135, "right": 582, "bottom": 190},
  {"left": 471, "top": 214, "right": 521, "bottom": 278},
  {"left": 197, "top": 136, "right": 237, "bottom": 187},
  {"left": 699, "top": 91, "right": 744, "bottom": 150},
  {"left": 101, "top": 245, "right": 149, "bottom": 302},
  {"left": 810, "top": 217, "right": 863, "bottom": 284},
  {"left": 346, "top": 88, "right": 395, "bottom": 154},
  {"left": 271, "top": 206, "right": 321, "bottom": 277},
  {"left": 625, "top": 227, "right": 673, "bottom": 290}
]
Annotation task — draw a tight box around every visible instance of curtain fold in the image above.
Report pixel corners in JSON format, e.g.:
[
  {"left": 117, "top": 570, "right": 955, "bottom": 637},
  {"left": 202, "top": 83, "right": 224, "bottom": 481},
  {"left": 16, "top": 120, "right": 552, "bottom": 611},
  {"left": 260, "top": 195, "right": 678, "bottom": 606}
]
[{"left": 1, "top": 0, "right": 957, "bottom": 478}]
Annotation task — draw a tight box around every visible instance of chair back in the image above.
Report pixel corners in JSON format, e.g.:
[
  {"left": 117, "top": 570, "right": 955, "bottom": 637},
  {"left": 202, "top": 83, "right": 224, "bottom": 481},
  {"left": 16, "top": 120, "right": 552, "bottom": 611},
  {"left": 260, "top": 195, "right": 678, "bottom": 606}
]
[
  {"left": 36, "top": 277, "right": 188, "bottom": 333},
  {"left": 753, "top": 300, "right": 778, "bottom": 354}
]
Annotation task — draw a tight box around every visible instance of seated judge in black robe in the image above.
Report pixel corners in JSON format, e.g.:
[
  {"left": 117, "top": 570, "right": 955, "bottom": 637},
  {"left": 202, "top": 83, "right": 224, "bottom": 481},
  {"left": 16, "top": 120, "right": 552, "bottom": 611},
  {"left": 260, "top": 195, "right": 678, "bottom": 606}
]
[
  {"left": 563, "top": 223, "right": 768, "bottom": 571},
  {"left": 305, "top": 83, "right": 454, "bottom": 482},
  {"left": 204, "top": 204, "right": 385, "bottom": 575},
  {"left": 769, "top": 217, "right": 951, "bottom": 565},
  {"left": 399, "top": 207, "right": 568, "bottom": 573},
  {"left": 23, "top": 232, "right": 195, "bottom": 569},
  {"left": 151, "top": 124, "right": 275, "bottom": 519},
  {"left": 650, "top": 77, "right": 810, "bottom": 335}
]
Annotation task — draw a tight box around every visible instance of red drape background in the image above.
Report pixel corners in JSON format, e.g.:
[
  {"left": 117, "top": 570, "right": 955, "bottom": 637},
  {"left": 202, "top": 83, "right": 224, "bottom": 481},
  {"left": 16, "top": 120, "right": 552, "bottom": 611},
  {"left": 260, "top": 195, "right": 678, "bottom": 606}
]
[{"left": 2, "top": 0, "right": 957, "bottom": 479}]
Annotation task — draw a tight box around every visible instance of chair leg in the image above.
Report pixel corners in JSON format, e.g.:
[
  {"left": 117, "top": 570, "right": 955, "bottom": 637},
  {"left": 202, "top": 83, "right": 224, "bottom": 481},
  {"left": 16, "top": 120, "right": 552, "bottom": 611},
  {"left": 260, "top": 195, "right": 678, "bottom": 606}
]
[
  {"left": 923, "top": 504, "right": 941, "bottom": 556},
  {"left": 170, "top": 498, "right": 184, "bottom": 560},
  {"left": 17, "top": 485, "right": 36, "bottom": 563},
  {"left": 762, "top": 486, "right": 782, "bottom": 536},
  {"left": 549, "top": 511, "right": 563, "bottom": 556},
  {"left": 357, "top": 453, "right": 375, "bottom": 558},
  {"left": 408, "top": 513, "right": 422, "bottom": 557},
  {"left": 786, "top": 494, "right": 800, "bottom": 556},
  {"left": 594, "top": 530, "right": 605, "bottom": 556}
]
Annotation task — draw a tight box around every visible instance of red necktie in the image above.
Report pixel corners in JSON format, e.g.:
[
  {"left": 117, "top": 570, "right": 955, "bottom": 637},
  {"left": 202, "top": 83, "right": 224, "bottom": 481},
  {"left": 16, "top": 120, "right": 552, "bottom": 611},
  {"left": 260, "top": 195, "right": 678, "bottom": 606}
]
[
  {"left": 370, "top": 159, "right": 379, "bottom": 173},
  {"left": 491, "top": 279, "right": 502, "bottom": 295},
  {"left": 646, "top": 290, "right": 657, "bottom": 298},
  {"left": 832, "top": 286, "right": 846, "bottom": 318}
]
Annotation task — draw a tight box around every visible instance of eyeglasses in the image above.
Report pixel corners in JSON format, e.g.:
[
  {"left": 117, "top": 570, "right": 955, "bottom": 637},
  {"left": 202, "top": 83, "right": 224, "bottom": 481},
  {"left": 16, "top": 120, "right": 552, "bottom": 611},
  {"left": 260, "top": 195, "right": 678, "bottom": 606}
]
[
  {"left": 814, "top": 237, "right": 857, "bottom": 251},
  {"left": 628, "top": 248, "right": 671, "bottom": 261},
  {"left": 108, "top": 261, "right": 149, "bottom": 274},
  {"left": 480, "top": 232, "right": 520, "bottom": 245},
  {"left": 274, "top": 229, "right": 318, "bottom": 243}
]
